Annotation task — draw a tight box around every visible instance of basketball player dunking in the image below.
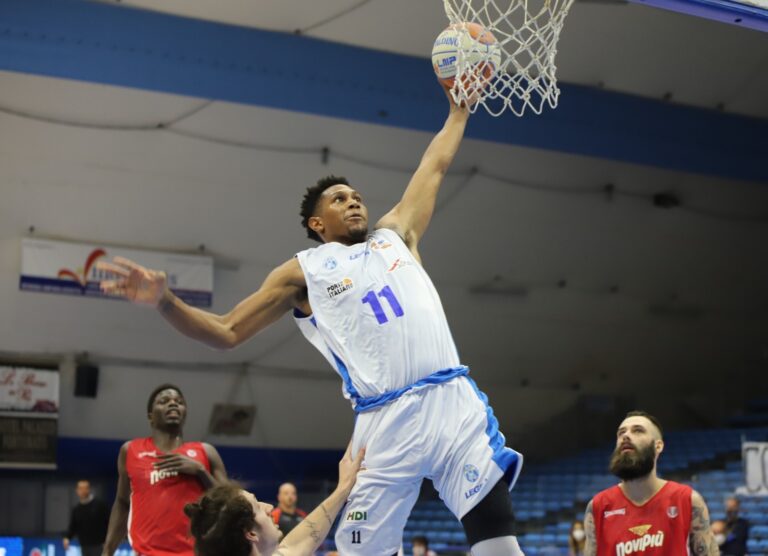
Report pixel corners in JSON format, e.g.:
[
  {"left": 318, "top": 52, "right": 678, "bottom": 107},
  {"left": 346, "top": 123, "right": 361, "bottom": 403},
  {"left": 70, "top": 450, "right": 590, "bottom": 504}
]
[
  {"left": 99, "top": 89, "right": 523, "bottom": 556},
  {"left": 584, "top": 411, "right": 719, "bottom": 556},
  {"left": 102, "top": 384, "right": 228, "bottom": 556}
]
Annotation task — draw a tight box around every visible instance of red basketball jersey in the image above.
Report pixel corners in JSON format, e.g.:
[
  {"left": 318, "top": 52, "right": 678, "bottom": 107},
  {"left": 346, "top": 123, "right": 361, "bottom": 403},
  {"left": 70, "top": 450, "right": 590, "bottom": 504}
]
[
  {"left": 592, "top": 481, "right": 692, "bottom": 556},
  {"left": 126, "top": 437, "right": 210, "bottom": 556}
]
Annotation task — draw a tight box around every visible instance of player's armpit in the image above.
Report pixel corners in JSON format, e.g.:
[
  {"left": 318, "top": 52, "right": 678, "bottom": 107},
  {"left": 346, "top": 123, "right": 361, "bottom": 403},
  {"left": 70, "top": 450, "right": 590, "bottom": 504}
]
[
  {"left": 583, "top": 499, "right": 598, "bottom": 556},
  {"left": 689, "top": 490, "right": 719, "bottom": 556}
]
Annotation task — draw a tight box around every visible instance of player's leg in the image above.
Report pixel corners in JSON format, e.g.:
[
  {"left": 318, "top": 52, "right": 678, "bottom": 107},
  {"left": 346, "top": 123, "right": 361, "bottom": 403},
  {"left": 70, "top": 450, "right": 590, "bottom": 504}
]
[
  {"left": 460, "top": 478, "right": 524, "bottom": 555},
  {"left": 337, "top": 395, "right": 429, "bottom": 556},
  {"left": 334, "top": 468, "right": 421, "bottom": 556},
  {"left": 429, "top": 376, "right": 525, "bottom": 555}
]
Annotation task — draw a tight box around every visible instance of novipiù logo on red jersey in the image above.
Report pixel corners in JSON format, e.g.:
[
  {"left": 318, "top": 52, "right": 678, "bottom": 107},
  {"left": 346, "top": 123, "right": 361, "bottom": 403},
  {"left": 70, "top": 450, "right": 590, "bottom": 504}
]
[
  {"left": 150, "top": 469, "right": 179, "bottom": 485},
  {"left": 615, "top": 525, "right": 665, "bottom": 556}
]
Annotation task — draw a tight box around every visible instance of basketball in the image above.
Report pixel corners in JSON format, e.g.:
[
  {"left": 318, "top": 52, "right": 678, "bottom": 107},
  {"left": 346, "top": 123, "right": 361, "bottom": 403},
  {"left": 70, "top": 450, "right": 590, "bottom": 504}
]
[{"left": 431, "top": 22, "right": 501, "bottom": 90}]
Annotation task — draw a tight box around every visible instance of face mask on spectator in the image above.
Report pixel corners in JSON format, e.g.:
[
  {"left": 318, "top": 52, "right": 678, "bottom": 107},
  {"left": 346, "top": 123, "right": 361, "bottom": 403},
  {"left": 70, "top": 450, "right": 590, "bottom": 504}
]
[
  {"left": 714, "top": 533, "right": 726, "bottom": 545},
  {"left": 572, "top": 529, "right": 586, "bottom": 542}
]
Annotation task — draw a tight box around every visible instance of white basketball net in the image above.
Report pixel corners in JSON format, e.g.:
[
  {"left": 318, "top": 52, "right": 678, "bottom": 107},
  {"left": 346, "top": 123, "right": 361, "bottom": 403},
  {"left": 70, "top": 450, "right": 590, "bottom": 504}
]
[{"left": 443, "top": 0, "right": 576, "bottom": 117}]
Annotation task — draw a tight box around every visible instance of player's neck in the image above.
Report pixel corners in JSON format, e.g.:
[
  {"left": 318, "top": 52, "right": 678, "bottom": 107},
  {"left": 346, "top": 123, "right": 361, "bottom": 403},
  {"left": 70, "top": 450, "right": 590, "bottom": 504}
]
[
  {"left": 620, "top": 474, "right": 666, "bottom": 506},
  {"left": 151, "top": 428, "right": 184, "bottom": 451}
]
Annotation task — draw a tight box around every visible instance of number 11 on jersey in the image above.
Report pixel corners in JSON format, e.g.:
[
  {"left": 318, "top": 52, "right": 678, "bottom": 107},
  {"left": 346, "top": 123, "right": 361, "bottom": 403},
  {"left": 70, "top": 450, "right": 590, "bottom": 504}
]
[{"left": 361, "top": 285, "right": 404, "bottom": 324}]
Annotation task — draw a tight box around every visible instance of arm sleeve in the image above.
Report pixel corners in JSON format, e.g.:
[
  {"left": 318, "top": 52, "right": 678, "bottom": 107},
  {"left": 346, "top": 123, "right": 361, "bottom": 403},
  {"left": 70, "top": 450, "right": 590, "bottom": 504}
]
[{"left": 66, "top": 507, "right": 77, "bottom": 539}]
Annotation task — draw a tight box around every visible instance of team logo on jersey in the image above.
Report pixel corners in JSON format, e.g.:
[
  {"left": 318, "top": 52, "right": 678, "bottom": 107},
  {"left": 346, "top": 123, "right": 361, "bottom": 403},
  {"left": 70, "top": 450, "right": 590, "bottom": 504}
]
[
  {"left": 186, "top": 449, "right": 197, "bottom": 458},
  {"left": 463, "top": 464, "right": 480, "bottom": 483},
  {"left": 137, "top": 450, "right": 158, "bottom": 459},
  {"left": 604, "top": 508, "right": 627, "bottom": 518},
  {"left": 629, "top": 525, "right": 651, "bottom": 537},
  {"left": 666, "top": 506, "right": 678, "bottom": 518},
  {"left": 150, "top": 468, "right": 179, "bottom": 485},
  {"left": 345, "top": 510, "right": 368, "bottom": 522},
  {"left": 387, "top": 258, "right": 412, "bottom": 273},
  {"left": 615, "top": 528, "right": 665, "bottom": 556},
  {"left": 369, "top": 238, "right": 392, "bottom": 250},
  {"left": 323, "top": 257, "right": 338, "bottom": 270},
  {"left": 327, "top": 278, "right": 354, "bottom": 298}
]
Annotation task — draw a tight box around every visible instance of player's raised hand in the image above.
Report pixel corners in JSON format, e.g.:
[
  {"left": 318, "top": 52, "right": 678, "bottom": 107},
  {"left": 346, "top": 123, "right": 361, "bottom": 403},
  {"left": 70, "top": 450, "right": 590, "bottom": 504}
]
[
  {"left": 337, "top": 443, "right": 365, "bottom": 495},
  {"left": 97, "top": 256, "right": 168, "bottom": 307}
]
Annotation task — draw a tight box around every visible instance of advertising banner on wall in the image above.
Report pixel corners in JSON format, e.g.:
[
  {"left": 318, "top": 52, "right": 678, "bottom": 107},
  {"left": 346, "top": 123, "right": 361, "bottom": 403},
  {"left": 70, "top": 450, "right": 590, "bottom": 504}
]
[
  {"left": 0, "top": 366, "right": 59, "bottom": 469},
  {"left": 743, "top": 441, "right": 768, "bottom": 495},
  {"left": 20, "top": 238, "right": 214, "bottom": 307},
  {"left": 0, "top": 538, "right": 134, "bottom": 556}
]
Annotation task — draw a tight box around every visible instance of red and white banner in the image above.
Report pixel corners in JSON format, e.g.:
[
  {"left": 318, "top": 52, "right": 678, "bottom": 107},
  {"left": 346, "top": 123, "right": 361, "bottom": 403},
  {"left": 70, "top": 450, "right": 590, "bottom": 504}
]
[
  {"left": 0, "top": 366, "right": 59, "bottom": 469},
  {"left": 19, "top": 238, "right": 214, "bottom": 307},
  {"left": 0, "top": 366, "right": 59, "bottom": 415}
]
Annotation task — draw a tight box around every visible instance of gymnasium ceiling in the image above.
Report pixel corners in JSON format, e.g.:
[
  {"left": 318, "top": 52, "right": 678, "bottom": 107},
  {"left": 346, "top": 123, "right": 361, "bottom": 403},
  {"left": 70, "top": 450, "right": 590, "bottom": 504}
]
[{"left": 100, "top": 0, "right": 768, "bottom": 117}]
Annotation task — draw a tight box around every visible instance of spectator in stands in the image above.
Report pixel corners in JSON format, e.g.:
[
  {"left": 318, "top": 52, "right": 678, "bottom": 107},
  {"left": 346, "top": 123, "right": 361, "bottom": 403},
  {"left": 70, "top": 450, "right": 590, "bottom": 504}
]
[
  {"left": 568, "top": 520, "right": 586, "bottom": 555},
  {"left": 63, "top": 480, "right": 110, "bottom": 556},
  {"left": 271, "top": 482, "right": 307, "bottom": 536},
  {"left": 721, "top": 497, "right": 749, "bottom": 556},
  {"left": 411, "top": 535, "right": 438, "bottom": 556},
  {"left": 711, "top": 519, "right": 727, "bottom": 549}
]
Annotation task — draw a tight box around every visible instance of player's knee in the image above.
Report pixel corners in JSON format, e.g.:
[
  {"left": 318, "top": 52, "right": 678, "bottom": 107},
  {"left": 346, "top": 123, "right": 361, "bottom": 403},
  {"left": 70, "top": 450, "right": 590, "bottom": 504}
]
[{"left": 460, "top": 478, "right": 517, "bottom": 546}]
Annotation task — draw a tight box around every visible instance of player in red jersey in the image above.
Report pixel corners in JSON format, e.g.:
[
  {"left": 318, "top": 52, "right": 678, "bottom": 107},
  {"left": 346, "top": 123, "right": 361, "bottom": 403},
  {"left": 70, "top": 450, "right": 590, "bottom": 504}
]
[
  {"left": 583, "top": 411, "right": 718, "bottom": 556},
  {"left": 102, "top": 384, "right": 228, "bottom": 556}
]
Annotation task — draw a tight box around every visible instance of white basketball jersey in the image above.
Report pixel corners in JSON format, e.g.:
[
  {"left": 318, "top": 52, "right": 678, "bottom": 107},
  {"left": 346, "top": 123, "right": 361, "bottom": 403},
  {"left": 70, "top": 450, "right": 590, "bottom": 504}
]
[{"left": 294, "top": 228, "right": 460, "bottom": 405}]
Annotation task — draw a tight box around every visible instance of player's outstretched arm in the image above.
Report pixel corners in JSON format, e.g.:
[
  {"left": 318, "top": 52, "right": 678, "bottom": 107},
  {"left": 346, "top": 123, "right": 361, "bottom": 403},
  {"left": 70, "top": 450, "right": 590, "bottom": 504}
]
[
  {"left": 583, "top": 499, "right": 597, "bottom": 556},
  {"left": 376, "top": 88, "right": 469, "bottom": 258},
  {"left": 690, "top": 490, "right": 720, "bottom": 555},
  {"left": 98, "top": 257, "right": 306, "bottom": 350},
  {"left": 274, "top": 445, "right": 365, "bottom": 556},
  {"left": 101, "top": 443, "right": 131, "bottom": 556}
]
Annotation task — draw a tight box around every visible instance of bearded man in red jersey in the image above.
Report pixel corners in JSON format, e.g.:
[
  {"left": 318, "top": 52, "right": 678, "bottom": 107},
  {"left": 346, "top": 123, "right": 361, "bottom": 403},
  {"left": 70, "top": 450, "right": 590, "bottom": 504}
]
[{"left": 584, "top": 411, "right": 719, "bottom": 556}]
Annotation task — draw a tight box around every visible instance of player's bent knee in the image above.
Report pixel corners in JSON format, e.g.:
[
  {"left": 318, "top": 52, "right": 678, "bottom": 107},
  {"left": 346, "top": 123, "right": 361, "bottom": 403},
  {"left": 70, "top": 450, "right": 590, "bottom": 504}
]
[
  {"left": 471, "top": 536, "right": 525, "bottom": 556},
  {"left": 460, "top": 478, "right": 517, "bottom": 546}
]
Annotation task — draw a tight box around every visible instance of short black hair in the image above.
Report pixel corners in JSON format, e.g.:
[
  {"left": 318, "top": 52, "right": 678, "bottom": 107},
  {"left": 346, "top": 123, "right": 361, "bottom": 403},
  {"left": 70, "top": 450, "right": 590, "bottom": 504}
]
[
  {"left": 147, "top": 383, "right": 184, "bottom": 414},
  {"left": 625, "top": 410, "right": 663, "bottom": 438},
  {"left": 412, "top": 535, "right": 429, "bottom": 547},
  {"left": 300, "top": 175, "right": 349, "bottom": 242}
]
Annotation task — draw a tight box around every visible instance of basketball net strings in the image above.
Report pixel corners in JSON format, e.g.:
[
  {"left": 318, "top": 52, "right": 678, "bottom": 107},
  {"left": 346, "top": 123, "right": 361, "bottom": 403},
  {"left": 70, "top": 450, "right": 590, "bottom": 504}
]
[{"left": 443, "top": 0, "right": 575, "bottom": 117}]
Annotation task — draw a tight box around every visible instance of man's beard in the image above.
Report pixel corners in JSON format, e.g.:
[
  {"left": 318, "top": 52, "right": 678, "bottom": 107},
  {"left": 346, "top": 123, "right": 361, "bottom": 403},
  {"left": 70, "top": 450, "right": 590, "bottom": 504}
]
[
  {"left": 609, "top": 441, "right": 656, "bottom": 481},
  {"left": 348, "top": 225, "right": 368, "bottom": 241}
]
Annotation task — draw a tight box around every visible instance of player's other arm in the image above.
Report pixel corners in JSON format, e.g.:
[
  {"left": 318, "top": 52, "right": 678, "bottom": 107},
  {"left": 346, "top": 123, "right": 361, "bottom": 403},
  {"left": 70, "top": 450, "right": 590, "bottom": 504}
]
[
  {"left": 376, "top": 90, "right": 469, "bottom": 258},
  {"left": 98, "top": 257, "right": 306, "bottom": 350},
  {"left": 202, "top": 443, "right": 228, "bottom": 488},
  {"left": 690, "top": 490, "right": 720, "bottom": 556},
  {"left": 274, "top": 446, "right": 365, "bottom": 556},
  {"left": 583, "top": 499, "right": 597, "bottom": 556},
  {"left": 102, "top": 443, "right": 131, "bottom": 556}
]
